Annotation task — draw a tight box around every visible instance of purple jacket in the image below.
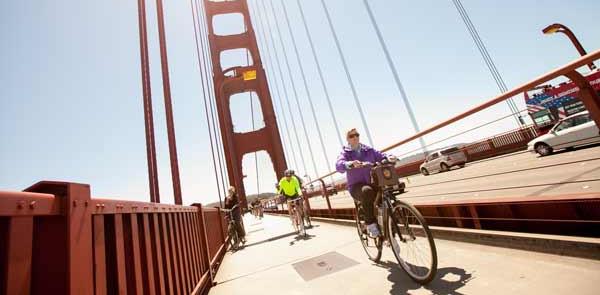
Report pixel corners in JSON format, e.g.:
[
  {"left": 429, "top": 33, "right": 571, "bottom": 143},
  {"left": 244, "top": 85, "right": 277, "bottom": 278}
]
[{"left": 336, "top": 144, "right": 387, "bottom": 191}]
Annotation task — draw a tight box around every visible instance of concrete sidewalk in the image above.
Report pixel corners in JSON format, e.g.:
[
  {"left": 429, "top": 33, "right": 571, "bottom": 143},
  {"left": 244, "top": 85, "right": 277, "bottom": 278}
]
[{"left": 209, "top": 215, "right": 599, "bottom": 295}]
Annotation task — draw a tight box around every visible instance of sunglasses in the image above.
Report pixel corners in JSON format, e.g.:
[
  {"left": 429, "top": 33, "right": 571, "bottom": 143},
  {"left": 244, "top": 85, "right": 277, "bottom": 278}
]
[{"left": 348, "top": 133, "right": 360, "bottom": 139}]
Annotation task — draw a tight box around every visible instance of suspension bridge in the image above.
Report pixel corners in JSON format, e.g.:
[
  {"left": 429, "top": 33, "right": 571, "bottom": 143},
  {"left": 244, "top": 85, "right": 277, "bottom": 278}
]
[{"left": 1, "top": 0, "right": 600, "bottom": 294}]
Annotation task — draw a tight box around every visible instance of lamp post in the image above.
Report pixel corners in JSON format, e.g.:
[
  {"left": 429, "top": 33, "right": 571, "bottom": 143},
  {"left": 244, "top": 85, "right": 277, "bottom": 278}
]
[{"left": 543, "top": 23, "right": 596, "bottom": 71}]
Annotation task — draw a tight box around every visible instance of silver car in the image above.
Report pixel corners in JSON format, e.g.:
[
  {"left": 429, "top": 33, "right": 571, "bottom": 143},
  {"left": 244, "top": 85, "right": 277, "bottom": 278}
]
[
  {"left": 527, "top": 111, "right": 599, "bottom": 156},
  {"left": 420, "top": 147, "right": 467, "bottom": 176}
]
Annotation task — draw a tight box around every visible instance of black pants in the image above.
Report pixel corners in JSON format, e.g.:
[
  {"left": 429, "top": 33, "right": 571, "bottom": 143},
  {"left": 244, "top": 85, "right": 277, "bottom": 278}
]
[{"left": 350, "top": 184, "right": 376, "bottom": 224}]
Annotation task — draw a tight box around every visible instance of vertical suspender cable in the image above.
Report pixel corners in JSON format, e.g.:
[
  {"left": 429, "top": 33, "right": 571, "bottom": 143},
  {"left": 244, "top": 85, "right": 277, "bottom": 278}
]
[
  {"left": 280, "top": 0, "right": 332, "bottom": 172},
  {"left": 257, "top": 0, "right": 309, "bottom": 176},
  {"left": 137, "top": 0, "right": 161, "bottom": 202},
  {"left": 452, "top": 0, "right": 523, "bottom": 126},
  {"left": 266, "top": 0, "right": 320, "bottom": 178},
  {"left": 191, "top": 0, "right": 223, "bottom": 207},
  {"left": 155, "top": 0, "right": 183, "bottom": 204},
  {"left": 198, "top": 0, "right": 229, "bottom": 196},
  {"left": 249, "top": 1, "right": 301, "bottom": 172},
  {"left": 319, "top": 0, "right": 374, "bottom": 146},
  {"left": 362, "top": 0, "right": 427, "bottom": 152},
  {"left": 295, "top": 0, "right": 344, "bottom": 148},
  {"left": 246, "top": 28, "right": 261, "bottom": 198}
]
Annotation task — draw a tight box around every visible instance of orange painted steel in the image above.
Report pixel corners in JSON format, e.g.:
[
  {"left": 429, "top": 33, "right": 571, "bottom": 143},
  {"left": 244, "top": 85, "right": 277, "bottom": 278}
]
[
  {"left": 266, "top": 193, "right": 600, "bottom": 237},
  {"left": 204, "top": 0, "right": 287, "bottom": 208},
  {"left": 0, "top": 181, "right": 228, "bottom": 294}
]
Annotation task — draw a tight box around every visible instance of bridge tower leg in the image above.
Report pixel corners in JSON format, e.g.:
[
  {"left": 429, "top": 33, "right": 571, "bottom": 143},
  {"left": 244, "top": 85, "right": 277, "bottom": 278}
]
[{"left": 203, "top": 0, "right": 287, "bottom": 209}]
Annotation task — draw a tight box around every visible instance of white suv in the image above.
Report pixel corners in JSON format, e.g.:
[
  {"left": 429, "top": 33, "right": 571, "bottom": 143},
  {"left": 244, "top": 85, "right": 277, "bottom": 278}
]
[
  {"left": 527, "top": 111, "right": 599, "bottom": 156},
  {"left": 420, "top": 147, "right": 467, "bottom": 176}
]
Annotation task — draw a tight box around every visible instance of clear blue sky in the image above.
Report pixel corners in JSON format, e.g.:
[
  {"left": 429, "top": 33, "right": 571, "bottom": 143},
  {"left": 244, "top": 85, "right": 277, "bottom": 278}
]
[{"left": 1, "top": 0, "right": 599, "bottom": 205}]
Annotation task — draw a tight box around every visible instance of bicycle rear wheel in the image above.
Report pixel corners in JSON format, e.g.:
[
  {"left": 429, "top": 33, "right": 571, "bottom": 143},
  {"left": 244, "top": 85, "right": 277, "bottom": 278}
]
[
  {"left": 387, "top": 200, "right": 437, "bottom": 284},
  {"left": 354, "top": 203, "right": 382, "bottom": 262}
]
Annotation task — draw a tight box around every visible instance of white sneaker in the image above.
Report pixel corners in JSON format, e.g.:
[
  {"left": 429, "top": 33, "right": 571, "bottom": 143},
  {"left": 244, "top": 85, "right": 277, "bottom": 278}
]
[{"left": 366, "top": 223, "right": 380, "bottom": 238}]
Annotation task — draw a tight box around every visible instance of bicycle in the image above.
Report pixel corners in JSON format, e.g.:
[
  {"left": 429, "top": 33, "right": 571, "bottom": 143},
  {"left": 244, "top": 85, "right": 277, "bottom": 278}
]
[
  {"left": 353, "top": 159, "right": 438, "bottom": 284},
  {"left": 223, "top": 204, "right": 241, "bottom": 251},
  {"left": 288, "top": 197, "right": 308, "bottom": 237}
]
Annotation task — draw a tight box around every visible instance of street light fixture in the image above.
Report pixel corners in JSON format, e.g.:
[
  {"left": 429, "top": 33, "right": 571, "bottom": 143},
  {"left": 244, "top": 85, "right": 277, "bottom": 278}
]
[{"left": 542, "top": 23, "right": 596, "bottom": 71}]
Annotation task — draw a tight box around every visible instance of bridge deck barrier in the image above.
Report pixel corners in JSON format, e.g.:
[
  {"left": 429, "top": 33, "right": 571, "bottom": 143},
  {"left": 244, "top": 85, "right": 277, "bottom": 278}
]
[{"left": 0, "top": 181, "right": 227, "bottom": 295}]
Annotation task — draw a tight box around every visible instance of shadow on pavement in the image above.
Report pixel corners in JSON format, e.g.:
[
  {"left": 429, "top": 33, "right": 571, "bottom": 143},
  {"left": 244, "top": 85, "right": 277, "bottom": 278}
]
[
  {"left": 377, "top": 261, "right": 474, "bottom": 295},
  {"left": 289, "top": 233, "right": 316, "bottom": 246},
  {"left": 241, "top": 232, "right": 298, "bottom": 249}
]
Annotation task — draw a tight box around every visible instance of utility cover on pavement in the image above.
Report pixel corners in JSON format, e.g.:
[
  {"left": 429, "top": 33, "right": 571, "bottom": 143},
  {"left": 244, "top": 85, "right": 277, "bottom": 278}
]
[{"left": 292, "top": 251, "right": 359, "bottom": 281}]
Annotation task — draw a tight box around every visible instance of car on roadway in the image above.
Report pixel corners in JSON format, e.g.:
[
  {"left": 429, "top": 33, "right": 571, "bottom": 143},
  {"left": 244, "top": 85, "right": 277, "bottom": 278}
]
[
  {"left": 420, "top": 147, "right": 467, "bottom": 176},
  {"left": 527, "top": 111, "right": 600, "bottom": 157}
]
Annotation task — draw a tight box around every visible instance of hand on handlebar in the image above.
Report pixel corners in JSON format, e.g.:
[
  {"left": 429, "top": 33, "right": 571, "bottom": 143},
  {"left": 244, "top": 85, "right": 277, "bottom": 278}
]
[{"left": 350, "top": 160, "right": 372, "bottom": 169}]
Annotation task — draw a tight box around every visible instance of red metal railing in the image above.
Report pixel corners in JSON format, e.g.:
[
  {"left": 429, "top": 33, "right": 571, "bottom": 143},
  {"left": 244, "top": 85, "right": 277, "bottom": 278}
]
[
  {"left": 0, "top": 181, "right": 227, "bottom": 295},
  {"left": 271, "top": 50, "right": 600, "bottom": 237}
]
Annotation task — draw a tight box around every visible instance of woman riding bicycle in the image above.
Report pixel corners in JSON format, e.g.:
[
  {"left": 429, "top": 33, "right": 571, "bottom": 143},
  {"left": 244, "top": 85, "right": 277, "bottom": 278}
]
[{"left": 336, "top": 128, "right": 395, "bottom": 238}]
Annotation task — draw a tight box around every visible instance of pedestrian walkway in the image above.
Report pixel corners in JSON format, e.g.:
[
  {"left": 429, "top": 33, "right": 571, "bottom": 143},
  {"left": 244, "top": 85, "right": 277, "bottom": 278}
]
[{"left": 209, "top": 214, "right": 599, "bottom": 295}]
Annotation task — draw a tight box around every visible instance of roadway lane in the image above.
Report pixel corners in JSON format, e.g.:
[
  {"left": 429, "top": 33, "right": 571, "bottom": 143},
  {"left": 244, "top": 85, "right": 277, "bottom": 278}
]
[
  {"left": 209, "top": 215, "right": 600, "bottom": 295},
  {"left": 308, "top": 145, "right": 600, "bottom": 209}
]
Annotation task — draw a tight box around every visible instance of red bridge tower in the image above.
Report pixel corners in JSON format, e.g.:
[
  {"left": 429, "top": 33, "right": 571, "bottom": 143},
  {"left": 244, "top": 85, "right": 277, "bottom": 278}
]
[{"left": 204, "top": 0, "right": 287, "bottom": 208}]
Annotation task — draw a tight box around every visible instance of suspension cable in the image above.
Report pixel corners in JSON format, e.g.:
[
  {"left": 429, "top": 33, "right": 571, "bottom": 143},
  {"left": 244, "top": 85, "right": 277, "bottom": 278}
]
[
  {"left": 197, "top": 0, "right": 229, "bottom": 196},
  {"left": 201, "top": 0, "right": 230, "bottom": 193},
  {"left": 246, "top": 27, "right": 260, "bottom": 198},
  {"left": 266, "top": 0, "right": 320, "bottom": 178},
  {"left": 156, "top": 0, "right": 183, "bottom": 204},
  {"left": 280, "top": 0, "right": 332, "bottom": 172},
  {"left": 362, "top": 0, "right": 427, "bottom": 152},
  {"left": 248, "top": 1, "right": 300, "bottom": 171},
  {"left": 295, "top": 0, "right": 344, "bottom": 148},
  {"left": 190, "top": 0, "right": 223, "bottom": 206},
  {"left": 136, "top": 0, "right": 161, "bottom": 202},
  {"left": 256, "top": 0, "right": 309, "bottom": 176},
  {"left": 452, "top": 0, "right": 523, "bottom": 127},
  {"left": 319, "top": 0, "right": 374, "bottom": 146}
]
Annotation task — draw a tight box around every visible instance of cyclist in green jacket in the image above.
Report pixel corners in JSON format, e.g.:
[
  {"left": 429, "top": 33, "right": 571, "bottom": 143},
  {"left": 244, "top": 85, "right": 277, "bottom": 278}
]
[{"left": 278, "top": 170, "right": 303, "bottom": 228}]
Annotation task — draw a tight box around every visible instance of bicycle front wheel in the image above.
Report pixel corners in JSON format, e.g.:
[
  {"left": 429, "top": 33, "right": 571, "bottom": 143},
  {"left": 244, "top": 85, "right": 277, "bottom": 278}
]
[
  {"left": 387, "top": 200, "right": 437, "bottom": 284},
  {"left": 296, "top": 207, "right": 306, "bottom": 237}
]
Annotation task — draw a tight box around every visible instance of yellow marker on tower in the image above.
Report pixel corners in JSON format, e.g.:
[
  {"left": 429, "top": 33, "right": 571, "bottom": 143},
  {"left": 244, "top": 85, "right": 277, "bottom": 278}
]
[{"left": 243, "top": 70, "right": 257, "bottom": 81}]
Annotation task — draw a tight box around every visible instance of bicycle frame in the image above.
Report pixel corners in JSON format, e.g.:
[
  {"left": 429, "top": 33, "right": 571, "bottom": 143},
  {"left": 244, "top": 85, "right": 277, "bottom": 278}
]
[{"left": 288, "top": 197, "right": 307, "bottom": 235}]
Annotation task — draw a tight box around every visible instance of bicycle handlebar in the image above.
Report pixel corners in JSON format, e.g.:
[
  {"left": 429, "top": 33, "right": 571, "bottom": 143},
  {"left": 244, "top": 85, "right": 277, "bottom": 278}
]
[{"left": 222, "top": 204, "right": 239, "bottom": 213}]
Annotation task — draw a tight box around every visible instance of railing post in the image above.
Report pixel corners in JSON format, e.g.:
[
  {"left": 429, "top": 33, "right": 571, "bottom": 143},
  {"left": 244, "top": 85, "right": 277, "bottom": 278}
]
[
  {"left": 24, "top": 181, "right": 94, "bottom": 295},
  {"left": 319, "top": 179, "right": 333, "bottom": 216},
  {"left": 192, "top": 203, "right": 214, "bottom": 289},
  {"left": 216, "top": 207, "right": 226, "bottom": 245},
  {"left": 301, "top": 189, "right": 311, "bottom": 216},
  {"left": 4, "top": 216, "right": 33, "bottom": 295}
]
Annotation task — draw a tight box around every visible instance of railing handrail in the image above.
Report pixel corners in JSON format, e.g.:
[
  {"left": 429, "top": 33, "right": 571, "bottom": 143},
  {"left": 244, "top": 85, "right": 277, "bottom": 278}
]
[
  {"left": 305, "top": 49, "right": 600, "bottom": 186},
  {"left": 0, "top": 190, "right": 61, "bottom": 216},
  {"left": 89, "top": 198, "right": 197, "bottom": 214}
]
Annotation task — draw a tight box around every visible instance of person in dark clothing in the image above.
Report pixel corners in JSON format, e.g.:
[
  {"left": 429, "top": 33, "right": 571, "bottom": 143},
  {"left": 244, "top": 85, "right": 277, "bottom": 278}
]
[{"left": 224, "top": 186, "right": 246, "bottom": 243}]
